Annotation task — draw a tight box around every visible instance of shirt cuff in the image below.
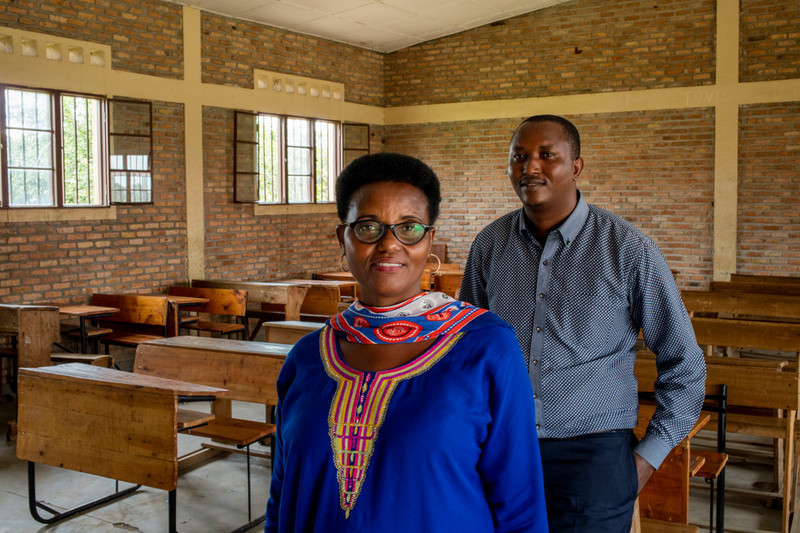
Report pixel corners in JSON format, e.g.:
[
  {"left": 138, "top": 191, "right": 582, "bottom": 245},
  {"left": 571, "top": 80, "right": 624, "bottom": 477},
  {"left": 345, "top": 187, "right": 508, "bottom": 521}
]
[{"left": 634, "top": 433, "right": 673, "bottom": 469}]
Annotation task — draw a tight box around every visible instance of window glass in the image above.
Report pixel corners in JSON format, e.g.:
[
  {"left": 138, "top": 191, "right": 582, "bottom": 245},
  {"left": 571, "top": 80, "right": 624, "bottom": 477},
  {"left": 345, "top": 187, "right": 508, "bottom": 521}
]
[{"left": 5, "top": 89, "right": 54, "bottom": 206}]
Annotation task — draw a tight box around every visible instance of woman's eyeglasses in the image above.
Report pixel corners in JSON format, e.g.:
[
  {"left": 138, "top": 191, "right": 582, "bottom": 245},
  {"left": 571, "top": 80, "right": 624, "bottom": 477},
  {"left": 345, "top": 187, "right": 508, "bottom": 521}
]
[{"left": 348, "top": 220, "right": 433, "bottom": 245}]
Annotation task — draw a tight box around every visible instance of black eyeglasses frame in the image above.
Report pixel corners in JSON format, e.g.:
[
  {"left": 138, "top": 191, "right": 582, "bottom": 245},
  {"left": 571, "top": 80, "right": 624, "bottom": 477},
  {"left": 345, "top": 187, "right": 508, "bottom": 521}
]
[{"left": 346, "top": 221, "right": 434, "bottom": 245}]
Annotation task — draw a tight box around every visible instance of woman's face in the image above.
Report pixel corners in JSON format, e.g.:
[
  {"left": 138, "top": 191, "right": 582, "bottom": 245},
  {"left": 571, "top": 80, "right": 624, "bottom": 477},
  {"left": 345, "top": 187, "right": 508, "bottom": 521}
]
[{"left": 337, "top": 181, "right": 435, "bottom": 308}]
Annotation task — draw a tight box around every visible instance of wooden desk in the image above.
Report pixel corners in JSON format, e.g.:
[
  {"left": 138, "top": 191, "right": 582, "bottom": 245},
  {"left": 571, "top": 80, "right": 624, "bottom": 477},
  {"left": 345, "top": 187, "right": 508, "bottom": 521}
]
[
  {"left": 156, "top": 294, "right": 209, "bottom": 337},
  {"left": 274, "top": 278, "right": 360, "bottom": 313},
  {"left": 191, "top": 279, "right": 308, "bottom": 339},
  {"left": 637, "top": 405, "right": 710, "bottom": 524},
  {"left": 17, "top": 363, "right": 225, "bottom": 531},
  {"left": 313, "top": 270, "right": 355, "bottom": 282},
  {"left": 58, "top": 305, "right": 119, "bottom": 354},
  {"left": 0, "top": 304, "right": 60, "bottom": 368},
  {"left": 135, "top": 336, "right": 290, "bottom": 470}
]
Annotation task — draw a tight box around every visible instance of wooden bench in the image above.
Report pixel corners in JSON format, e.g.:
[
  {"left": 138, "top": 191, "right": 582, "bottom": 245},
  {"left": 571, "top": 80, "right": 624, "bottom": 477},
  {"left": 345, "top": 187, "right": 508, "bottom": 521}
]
[
  {"left": 16, "top": 363, "right": 224, "bottom": 532},
  {"left": 690, "top": 316, "right": 800, "bottom": 360},
  {"left": 682, "top": 290, "right": 800, "bottom": 323},
  {"left": 90, "top": 294, "right": 169, "bottom": 351},
  {"left": 433, "top": 271, "right": 463, "bottom": 298},
  {"left": 167, "top": 286, "right": 247, "bottom": 338},
  {"left": 191, "top": 279, "right": 307, "bottom": 340},
  {"left": 730, "top": 273, "right": 800, "bottom": 285},
  {"left": 635, "top": 352, "right": 798, "bottom": 533},
  {"left": 710, "top": 281, "right": 800, "bottom": 297},
  {"left": 261, "top": 320, "right": 323, "bottom": 344},
  {"left": 269, "top": 279, "right": 358, "bottom": 321},
  {"left": 134, "top": 336, "right": 290, "bottom": 529}
]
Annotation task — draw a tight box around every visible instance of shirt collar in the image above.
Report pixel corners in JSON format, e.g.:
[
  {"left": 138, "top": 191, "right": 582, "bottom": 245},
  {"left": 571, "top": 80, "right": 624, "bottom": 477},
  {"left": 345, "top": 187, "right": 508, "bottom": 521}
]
[{"left": 516, "top": 190, "right": 589, "bottom": 246}]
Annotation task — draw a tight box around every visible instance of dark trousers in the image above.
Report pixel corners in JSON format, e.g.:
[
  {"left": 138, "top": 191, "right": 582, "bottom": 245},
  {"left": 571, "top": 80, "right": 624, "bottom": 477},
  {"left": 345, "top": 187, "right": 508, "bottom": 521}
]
[{"left": 539, "top": 430, "right": 638, "bottom": 533}]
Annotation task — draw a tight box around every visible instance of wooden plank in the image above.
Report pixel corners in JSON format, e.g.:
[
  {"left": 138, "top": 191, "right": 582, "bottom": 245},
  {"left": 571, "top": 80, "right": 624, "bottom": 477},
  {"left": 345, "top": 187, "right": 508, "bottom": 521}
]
[
  {"left": 639, "top": 441, "right": 690, "bottom": 523},
  {"left": 690, "top": 317, "right": 800, "bottom": 353},
  {"left": 682, "top": 290, "right": 800, "bottom": 321},
  {"left": 16, "top": 368, "right": 179, "bottom": 490},
  {"left": 91, "top": 294, "right": 169, "bottom": 326},
  {"left": 135, "top": 337, "right": 287, "bottom": 405},
  {"left": 730, "top": 274, "right": 800, "bottom": 285},
  {"left": 710, "top": 281, "right": 800, "bottom": 297},
  {"left": 262, "top": 321, "right": 322, "bottom": 345}
]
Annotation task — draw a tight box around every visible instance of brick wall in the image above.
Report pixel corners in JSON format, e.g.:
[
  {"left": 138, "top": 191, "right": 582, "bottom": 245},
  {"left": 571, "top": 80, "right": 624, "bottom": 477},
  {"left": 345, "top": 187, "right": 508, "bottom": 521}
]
[
  {"left": 0, "top": 0, "right": 183, "bottom": 78},
  {"left": 384, "top": 108, "right": 715, "bottom": 289},
  {"left": 385, "top": 0, "right": 715, "bottom": 106},
  {"left": 740, "top": 0, "right": 800, "bottom": 83},
  {"left": 201, "top": 12, "right": 385, "bottom": 106},
  {"left": 0, "top": 101, "right": 188, "bottom": 304},
  {"left": 738, "top": 102, "right": 800, "bottom": 275}
]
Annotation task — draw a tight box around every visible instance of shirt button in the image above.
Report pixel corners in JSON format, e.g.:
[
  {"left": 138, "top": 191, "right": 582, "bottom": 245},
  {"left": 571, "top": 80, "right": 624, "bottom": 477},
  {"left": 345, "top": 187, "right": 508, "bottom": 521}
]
[
  {"left": 539, "top": 293, "right": 544, "bottom": 298},
  {"left": 536, "top": 327, "right": 541, "bottom": 332},
  {"left": 536, "top": 424, "right": 540, "bottom": 429},
  {"left": 543, "top": 260, "right": 548, "bottom": 266},
  {"left": 532, "top": 360, "right": 538, "bottom": 365},
  {"left": 533, "top": 393, "right": 538, "bottom": 399}
]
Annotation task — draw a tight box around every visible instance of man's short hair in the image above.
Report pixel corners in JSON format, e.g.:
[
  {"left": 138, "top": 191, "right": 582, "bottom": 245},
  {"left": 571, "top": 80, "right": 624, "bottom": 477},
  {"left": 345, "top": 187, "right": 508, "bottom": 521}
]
[{"left": 516, "top": 115, "right": 581, "bottom": 160}]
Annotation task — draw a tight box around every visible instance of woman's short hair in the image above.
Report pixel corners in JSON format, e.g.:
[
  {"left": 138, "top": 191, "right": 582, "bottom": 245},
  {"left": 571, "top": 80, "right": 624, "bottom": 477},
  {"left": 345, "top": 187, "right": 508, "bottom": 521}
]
[{"left": 335, "top": 152, "right": 441, "bottom": 223}]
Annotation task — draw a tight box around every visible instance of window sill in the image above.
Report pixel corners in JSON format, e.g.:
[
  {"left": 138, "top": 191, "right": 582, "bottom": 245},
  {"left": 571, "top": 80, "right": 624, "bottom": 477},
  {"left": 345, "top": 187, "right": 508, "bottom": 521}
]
[
  {"left": 254, "top": 203, "right": 337, "bottom": 216},
  {"left": 1, "top": 206, "right": 117, "bottom": 223}
]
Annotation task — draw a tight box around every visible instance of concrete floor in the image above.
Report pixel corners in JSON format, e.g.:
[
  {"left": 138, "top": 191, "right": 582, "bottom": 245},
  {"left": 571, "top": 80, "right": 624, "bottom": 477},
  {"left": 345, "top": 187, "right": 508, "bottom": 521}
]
[{"left": 0, "top": 395, "right": 792, "bottom": 533}]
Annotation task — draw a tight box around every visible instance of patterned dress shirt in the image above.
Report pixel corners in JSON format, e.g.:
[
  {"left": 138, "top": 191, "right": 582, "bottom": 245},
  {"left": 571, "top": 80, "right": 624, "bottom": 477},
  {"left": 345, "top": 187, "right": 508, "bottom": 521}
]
[{"left": 460, "top": 192, "right": 706, "bottom": 468}]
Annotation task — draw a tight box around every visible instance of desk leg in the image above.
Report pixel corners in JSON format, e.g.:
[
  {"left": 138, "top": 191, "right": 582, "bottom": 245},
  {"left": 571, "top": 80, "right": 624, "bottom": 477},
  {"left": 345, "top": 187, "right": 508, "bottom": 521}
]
[
  {"left": 27, "top": 462, "right": 141, "bottom": 525},
  {"left": 80, "top": 317, "right": 88, "bottom": 354}
]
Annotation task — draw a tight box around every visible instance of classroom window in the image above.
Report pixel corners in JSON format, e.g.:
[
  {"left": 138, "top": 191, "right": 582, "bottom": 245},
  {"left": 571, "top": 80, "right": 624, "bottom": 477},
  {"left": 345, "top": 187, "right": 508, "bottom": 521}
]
[
  {"left": 108, "top": 99, "right": 153, "bottom": 204},
  {"left": 235, "top": 111, "right": 366, "bottom": 205},
  {"left": 0, "top": 86, "right": 153, "bottom": 208}
]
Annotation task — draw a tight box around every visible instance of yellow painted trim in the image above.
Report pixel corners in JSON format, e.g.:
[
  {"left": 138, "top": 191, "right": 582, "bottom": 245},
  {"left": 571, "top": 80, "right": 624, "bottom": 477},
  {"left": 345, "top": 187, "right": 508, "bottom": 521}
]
[
  {"left": 0, "top": 206, "right": 116, "bottom": 223},
  {"left": 254, "top": 203, "right": 337, "bottom": 216},
  {"left": 184, "top": 6, "right": 205, "bottom": 281}
]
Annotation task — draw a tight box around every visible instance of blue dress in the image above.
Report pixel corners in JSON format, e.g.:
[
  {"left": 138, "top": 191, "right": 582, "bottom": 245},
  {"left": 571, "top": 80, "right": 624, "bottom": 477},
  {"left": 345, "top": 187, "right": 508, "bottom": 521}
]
[{"left": 266, "top": 312, "right": 548, "bottom": 532}]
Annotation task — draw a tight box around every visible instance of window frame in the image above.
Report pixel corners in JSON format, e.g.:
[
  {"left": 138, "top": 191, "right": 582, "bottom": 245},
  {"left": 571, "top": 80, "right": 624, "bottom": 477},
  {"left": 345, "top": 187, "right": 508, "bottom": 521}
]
[
  {"left": 234, "top": 111, "right": 361, "bottom": 206},
  {"left": 108, "top": 98, "right": 154, "bottom": 205},
  {"left": 0, "top": 84, "right": 154, "bottom": 209}
]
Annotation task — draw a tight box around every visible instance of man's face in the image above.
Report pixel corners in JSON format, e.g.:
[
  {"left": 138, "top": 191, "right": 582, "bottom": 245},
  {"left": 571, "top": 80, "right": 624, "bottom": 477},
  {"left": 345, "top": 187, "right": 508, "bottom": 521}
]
[{"left": 508, "top": 120, "right": 583, "bottom": 217}]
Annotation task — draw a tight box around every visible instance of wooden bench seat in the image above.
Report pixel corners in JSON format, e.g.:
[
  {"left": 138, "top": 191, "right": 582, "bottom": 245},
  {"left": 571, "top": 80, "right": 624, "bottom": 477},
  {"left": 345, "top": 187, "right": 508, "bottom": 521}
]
[
  {"left": 191, "top": 279, "right": 308, "bottom": 340},
  {"left": 636, "top": 350, "right": 798, "bottom": 532},
  {"left": 692, "top": 449, "right": 728, "bottom": 479},
  {"left": 168, "top": 286, "right": 247, "bottom": 339},
  {"left": 91, "top": 294, "right": 169, "bottom": 352}
]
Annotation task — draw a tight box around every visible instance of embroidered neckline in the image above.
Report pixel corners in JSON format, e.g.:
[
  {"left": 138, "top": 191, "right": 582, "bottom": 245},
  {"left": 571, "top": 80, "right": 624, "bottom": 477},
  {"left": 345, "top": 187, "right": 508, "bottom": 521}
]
[{"left": 320, "top": 325, "right": 461, "bottom": 518}]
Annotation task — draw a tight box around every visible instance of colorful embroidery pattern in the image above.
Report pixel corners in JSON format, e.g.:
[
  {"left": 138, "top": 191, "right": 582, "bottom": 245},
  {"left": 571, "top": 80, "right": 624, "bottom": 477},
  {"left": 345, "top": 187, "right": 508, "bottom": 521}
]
[
  {"left": 320, "top": 326, "right": 462, "bottom": 518},
  {"left": 330, "top": 292, "right": 488, "bottom": 344}
]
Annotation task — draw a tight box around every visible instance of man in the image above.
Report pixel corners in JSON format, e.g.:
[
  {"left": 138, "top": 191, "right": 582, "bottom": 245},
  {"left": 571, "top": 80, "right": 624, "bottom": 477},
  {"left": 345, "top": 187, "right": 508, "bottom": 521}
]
[{"left": 460, "top": 115, "right": 706, "bottom": 532}]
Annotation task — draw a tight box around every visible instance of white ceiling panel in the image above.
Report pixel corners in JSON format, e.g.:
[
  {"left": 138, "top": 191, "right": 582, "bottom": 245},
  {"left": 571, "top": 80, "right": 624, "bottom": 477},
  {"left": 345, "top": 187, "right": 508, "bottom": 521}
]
[{"left": 162, "top": 0, "right": 573, "bottom": 52}]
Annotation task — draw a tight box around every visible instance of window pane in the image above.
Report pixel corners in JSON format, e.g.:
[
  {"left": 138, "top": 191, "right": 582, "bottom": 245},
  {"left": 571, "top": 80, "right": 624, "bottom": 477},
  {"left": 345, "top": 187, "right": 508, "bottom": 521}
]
[
  {"left": 288, "top": 175, "right": 311, "bottom": 203},
  {"left": 62, "top": 94, "right": 104, "bottom": 206},
  {"left": 287, "top": 118, "right": 310, "bottom": 147},
  {"left": 287, "top": 147, "right": 310, "bottom": 174},
  {"left": 315, "top": 121, "right": 338, "bottom": 203},
  {"left": 7, "top": 130, "right": 53, "bottom": 168},
  {"left": 9, "top": 169, "right": 54, "bottom": 206},
  {"left": 6, "top": 89, "right": 51, "bottom": 129},
  {"left": 5, "top": 88, "right": 55, "bottom": 206},
  {"left": 108, "top": 99, "right": 152, "bottom": 204},
  {"left": 257, "top": 115, "right": 281, "bottom": 203}
]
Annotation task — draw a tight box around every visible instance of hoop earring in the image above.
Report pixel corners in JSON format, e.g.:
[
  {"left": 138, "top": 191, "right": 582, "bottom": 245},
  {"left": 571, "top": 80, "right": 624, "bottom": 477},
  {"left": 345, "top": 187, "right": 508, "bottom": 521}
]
[
  {"left": 428, "top": 253, "right": 441, "bottom": 274},
  {"left": 340, "top": 253, "right": 349, "bottom": 272}
]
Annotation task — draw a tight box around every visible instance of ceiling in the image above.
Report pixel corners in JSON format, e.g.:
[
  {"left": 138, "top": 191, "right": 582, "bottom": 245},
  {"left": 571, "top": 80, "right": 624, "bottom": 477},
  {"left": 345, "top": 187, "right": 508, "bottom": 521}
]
[{"left": 163, "top": 0, "right": 572, "bottom": 53}]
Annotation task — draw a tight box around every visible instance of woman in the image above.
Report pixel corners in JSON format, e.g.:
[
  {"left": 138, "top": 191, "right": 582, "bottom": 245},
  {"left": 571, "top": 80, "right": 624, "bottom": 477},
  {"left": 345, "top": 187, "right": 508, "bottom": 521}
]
[{"left": 266, "top": 153, "right": 547, "bottom": 532}]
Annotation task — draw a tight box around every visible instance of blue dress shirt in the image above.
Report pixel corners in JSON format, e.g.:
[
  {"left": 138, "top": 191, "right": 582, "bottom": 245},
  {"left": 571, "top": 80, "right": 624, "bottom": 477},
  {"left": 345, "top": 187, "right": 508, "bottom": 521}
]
[{"left": 460, "top": 192, "right": 706, "bottom": 468}]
